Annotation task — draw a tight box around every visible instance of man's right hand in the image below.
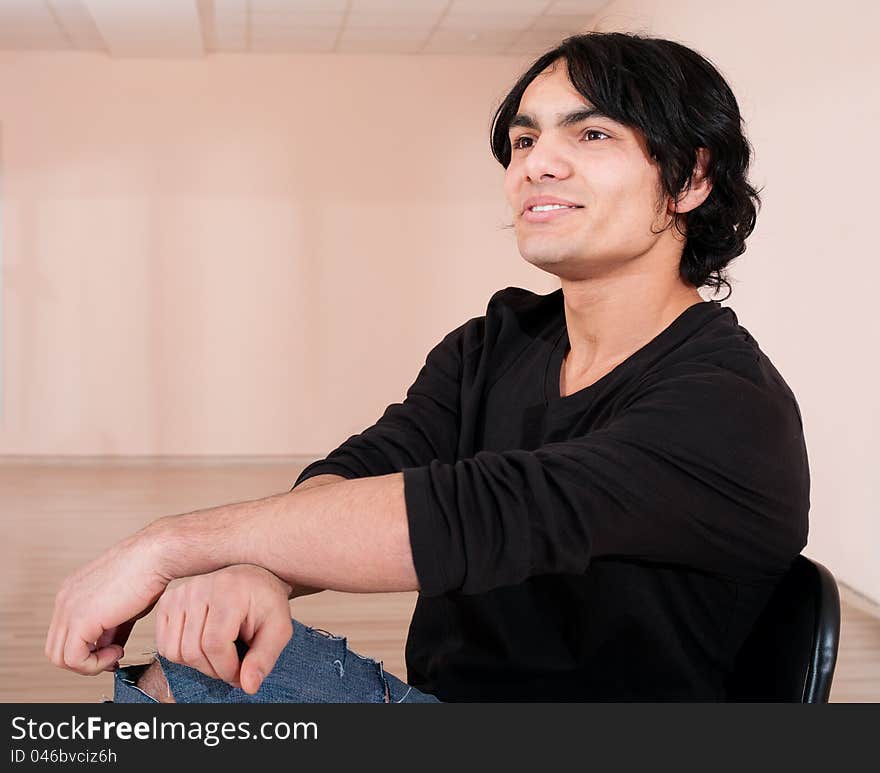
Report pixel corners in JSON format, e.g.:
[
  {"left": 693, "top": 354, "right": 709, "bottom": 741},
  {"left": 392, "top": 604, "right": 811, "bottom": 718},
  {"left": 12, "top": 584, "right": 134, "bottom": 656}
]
[{"left": 154, "top": 564, "right": 294, "bottom": 695}]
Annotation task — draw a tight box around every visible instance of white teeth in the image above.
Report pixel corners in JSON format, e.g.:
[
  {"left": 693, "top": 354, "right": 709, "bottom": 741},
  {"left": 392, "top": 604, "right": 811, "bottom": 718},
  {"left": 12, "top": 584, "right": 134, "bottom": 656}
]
[{"left": 530, "top": 204, "right": 575, "bottom": 212}]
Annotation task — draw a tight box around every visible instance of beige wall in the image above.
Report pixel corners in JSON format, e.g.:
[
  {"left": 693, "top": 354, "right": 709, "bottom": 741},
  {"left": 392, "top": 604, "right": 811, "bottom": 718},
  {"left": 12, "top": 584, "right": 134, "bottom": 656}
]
[
  {"left": 593, "top": 0, "right": 880, "bottom": 601},
  {"left": 2, "top": 0, "right": 877, "bottom": 601},
  {"left": 0, "top": 50, "right": 557, "bottom": 458}
]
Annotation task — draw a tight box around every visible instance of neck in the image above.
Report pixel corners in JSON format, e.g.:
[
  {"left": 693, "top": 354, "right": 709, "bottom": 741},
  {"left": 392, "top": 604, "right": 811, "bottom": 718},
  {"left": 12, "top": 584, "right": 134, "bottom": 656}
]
[{"left": 559, "top": 272, "right": 704, "bottom": 380}]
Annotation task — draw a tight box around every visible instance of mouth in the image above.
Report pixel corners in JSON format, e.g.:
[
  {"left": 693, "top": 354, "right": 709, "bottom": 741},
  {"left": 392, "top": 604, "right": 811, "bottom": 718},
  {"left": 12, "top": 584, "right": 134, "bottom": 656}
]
[{"left": 521, "top": 204, "right": 584, "bottom": 224}]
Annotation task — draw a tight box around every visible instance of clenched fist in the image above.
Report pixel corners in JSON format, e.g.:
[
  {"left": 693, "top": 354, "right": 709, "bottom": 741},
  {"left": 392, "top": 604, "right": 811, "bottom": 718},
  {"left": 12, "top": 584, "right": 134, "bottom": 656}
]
[
  {"left": 45, "top": 529, "right": 171, "bottom": 677},
  {"left": 154, "top": 564, "right": 294, "bottom": 695}
]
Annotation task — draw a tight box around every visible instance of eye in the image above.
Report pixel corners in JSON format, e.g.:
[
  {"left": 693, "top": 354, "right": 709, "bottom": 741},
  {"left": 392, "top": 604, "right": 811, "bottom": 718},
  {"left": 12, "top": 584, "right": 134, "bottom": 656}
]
[
  {"left": 583, "top": 129, "right": 610, "bottom": 141},
  {"left": 511, "top": 135, "right": 535, "bottom": 151}
]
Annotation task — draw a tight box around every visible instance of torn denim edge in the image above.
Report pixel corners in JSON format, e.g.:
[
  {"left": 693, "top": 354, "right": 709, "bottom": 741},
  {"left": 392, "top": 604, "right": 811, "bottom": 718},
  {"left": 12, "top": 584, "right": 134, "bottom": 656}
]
[
  {"left": 310, "top": 626, "right": 390, "bottom": 703},
  {"left": 113, "top": 663, "right": 161, "bottom": 704}
]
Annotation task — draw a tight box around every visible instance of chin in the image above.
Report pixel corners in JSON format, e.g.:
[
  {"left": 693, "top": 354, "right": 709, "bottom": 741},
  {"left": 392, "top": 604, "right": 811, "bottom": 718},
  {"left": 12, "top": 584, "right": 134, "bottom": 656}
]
[
  {"left": 519, "top": 252, "right": 572, "bottom": 272},
  {"left": 517, "top": 239, "right": 573, "bottom": 263}
]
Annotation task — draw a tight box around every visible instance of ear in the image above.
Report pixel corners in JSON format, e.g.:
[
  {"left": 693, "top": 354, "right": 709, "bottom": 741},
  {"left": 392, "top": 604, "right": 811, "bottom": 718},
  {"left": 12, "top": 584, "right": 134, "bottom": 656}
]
[{"left": 669, "top": 147, "right": 712, "bottom": 214}]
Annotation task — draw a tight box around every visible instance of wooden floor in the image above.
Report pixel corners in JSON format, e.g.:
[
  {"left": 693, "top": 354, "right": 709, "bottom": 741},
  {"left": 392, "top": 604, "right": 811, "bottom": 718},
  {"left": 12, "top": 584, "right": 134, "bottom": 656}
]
[{"left": 1, "top": 459, "right": 877, "bottom": 703}]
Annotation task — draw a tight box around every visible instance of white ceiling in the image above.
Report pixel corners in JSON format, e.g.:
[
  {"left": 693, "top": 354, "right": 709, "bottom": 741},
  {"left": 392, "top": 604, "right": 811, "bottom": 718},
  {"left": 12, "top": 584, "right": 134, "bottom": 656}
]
[{"left": 0, "top": 0, "right": 608, "bottom": 57}]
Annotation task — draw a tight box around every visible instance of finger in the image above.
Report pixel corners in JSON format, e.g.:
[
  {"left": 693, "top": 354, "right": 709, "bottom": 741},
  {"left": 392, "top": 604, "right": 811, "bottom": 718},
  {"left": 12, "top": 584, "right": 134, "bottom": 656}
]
[
  {"left": 180, "top": 604, "right": 220, "bottom": 680},
  {"left": 44, "top": 615, "right": 56, "bottom": 664},
  {"left": 63, "top": 630, "right": 121, "bottom": 676},
  {"left": 155, "top": 610, "right": 170, "bottom": 659},
  {"left": 201, "top": 605, "right": 243, "bottom": 688},
  {"left": 96, "top": 622, "right": 133, "bottom": 672},
  {"left": 159, "top": 609, "right": 184, "bottom": 664},
  {"left": 46, "top": 594, "right": 70, "bottom": 667},
  {"left": 95, "top": 636, "right": 124, "bottom": 673},
  {"left": 240, "top": 614, "right": 293, "bottom": 696},
  {"left": 48, "top": 627, "right": 68, "bottom": 669},
  {"left": 62, "top": 616, "right": 115, "bottom": 675},
  {"left": 45, "top": 618, "right": 65, "bottom": 668}
]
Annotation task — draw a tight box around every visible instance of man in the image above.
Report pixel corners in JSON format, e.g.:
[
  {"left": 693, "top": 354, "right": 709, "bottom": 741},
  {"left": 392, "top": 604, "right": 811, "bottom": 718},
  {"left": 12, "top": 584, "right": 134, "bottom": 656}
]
[{"left": 46, "top": 32, "right": 809, "bottom": 702}]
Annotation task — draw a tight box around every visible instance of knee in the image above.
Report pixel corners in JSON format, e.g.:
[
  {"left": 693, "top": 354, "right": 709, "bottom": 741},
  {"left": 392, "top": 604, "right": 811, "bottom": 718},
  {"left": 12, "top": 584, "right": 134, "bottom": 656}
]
[{"left": 136, "top": 658, "right": 176, "bottom": 703}]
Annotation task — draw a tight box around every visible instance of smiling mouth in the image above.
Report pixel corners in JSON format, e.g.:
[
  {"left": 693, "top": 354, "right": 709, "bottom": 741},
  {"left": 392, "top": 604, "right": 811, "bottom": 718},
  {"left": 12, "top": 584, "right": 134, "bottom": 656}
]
[
  {"left": 521, "top": 205, "right": 584, "bottom": 223},
  {"left": 527, "top": 204, "right": 581, "bottom": 212}
]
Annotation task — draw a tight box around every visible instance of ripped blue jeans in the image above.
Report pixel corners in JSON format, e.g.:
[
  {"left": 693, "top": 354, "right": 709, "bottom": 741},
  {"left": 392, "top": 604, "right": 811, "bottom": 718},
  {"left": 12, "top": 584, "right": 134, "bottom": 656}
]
[{"left": 113, "top": 617, "right": 441, "bottom": 704}]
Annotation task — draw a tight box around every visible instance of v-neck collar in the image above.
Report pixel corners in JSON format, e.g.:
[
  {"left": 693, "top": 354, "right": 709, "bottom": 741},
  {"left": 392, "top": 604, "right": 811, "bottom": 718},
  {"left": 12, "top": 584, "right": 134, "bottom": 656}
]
[{"left": 542, "top": 299, "right": 723, "bottom": 405}]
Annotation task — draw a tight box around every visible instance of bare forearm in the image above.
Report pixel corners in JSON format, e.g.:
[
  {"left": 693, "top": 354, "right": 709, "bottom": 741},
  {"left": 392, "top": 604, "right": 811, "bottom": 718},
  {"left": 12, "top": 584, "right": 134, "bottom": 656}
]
[
  {"left": 150, "top": 472, "right": 419, "bottom": 594},
  {"left": 284, "top": 474, "right": 346, "bottom": 598}
]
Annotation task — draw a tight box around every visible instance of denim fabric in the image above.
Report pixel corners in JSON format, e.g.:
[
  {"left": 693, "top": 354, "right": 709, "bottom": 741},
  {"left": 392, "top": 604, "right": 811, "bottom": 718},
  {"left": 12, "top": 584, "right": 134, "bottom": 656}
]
[{"left": 113, "top": 617, "right": 441, "bottom": 704}]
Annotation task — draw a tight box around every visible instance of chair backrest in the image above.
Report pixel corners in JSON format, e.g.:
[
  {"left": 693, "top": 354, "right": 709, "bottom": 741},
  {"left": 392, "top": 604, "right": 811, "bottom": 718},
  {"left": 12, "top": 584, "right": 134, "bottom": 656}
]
[{"left": 725, "top": 555, "right": 841, "bottom": 702}]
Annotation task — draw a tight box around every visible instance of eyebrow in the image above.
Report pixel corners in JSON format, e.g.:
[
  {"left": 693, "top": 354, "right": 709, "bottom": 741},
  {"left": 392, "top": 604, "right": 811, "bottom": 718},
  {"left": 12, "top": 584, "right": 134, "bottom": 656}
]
[{"left": 508, "top": 107, "right": 614, "bottom": 132}]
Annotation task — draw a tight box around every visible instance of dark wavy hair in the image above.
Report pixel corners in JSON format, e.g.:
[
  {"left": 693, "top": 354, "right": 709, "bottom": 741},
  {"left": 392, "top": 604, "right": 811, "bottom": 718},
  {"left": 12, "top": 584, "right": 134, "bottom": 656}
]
[{"left": 490, "top": 32, "right": 762, "bottom": 300}]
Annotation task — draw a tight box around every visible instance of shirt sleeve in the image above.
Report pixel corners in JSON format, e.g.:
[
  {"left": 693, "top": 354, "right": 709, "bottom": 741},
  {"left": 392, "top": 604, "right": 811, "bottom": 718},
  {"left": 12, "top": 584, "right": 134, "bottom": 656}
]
[
  {"left": 403, "top": 365, "right": 810, "bottom": 597},
  {"left": 291, "top": 316, "right": 479, "bottom": 491}
]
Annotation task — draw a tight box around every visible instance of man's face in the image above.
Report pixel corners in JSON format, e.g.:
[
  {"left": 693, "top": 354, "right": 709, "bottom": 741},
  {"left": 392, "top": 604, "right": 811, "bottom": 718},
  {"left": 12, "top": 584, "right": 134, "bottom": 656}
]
[{"left": 503, "top": 60, "right": 672, "bottom": 280}]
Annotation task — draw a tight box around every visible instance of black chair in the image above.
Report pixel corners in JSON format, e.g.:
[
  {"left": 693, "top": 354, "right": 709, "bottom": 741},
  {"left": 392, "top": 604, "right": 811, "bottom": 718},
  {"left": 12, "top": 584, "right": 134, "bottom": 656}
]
[{"left": 726, "top": 555, "right": 840, "bottom": 702}]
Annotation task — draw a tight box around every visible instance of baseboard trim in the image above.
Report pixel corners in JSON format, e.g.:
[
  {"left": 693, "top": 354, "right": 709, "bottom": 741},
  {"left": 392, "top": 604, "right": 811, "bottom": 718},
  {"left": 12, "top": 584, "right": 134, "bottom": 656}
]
[{"left": 839, "top": 582, "right": 880, "bottom": 621}]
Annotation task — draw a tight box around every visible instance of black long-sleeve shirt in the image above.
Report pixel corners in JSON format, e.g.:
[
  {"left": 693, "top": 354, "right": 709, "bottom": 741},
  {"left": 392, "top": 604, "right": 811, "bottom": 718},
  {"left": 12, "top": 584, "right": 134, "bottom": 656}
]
[{"left": 292, "top": 287, "right": 810, "bottom": 701}]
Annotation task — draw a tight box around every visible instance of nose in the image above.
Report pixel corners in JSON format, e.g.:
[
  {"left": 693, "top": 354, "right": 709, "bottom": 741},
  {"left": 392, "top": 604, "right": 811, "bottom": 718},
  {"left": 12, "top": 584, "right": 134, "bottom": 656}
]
[{"left": 522, "top": 134, "right": 573, "bottom": 184}]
